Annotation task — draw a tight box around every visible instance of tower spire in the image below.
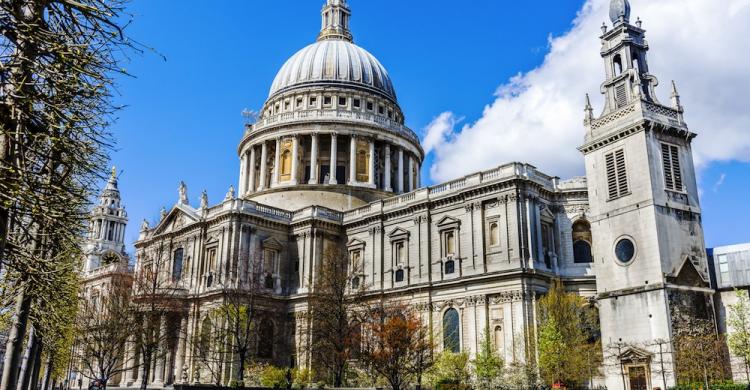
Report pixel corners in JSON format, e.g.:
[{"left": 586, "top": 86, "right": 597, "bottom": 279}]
[
  {"left": 584, "top": 94, "right": 594, "bottom": 123},
  {"left": 670, "top": 80, "right": 682, "bottom": 110},
  {"left": 318, "top": 0, "right": 353, "bottom": 42}
]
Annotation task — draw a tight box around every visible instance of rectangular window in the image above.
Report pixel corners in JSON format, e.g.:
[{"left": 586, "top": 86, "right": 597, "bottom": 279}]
[
  {"left": 378, "top": 105, "right": 385, "bottom": 115},
  {"left": 366, "top": 101, "right": 374, "bottom": 111},
  {"left": 718, "top": 254, "right": 730, "bottom": 285},
  {"left": 296, "top": 97, "right": 303, "bottom": 108},
  {"left": 323, "top": 96, "right": 332, "bottom": 106},
  {"left": 353, "top": 98, "right": 361, "bottom": 108},
  {"left": 309, "top": 97, "right": 317, "bottom": 107},
  {"left": 605, "top": 149, "right": 629, "bottom": 200},
  {"left": 338, "top": 97, "right": 347, "bottom": 106},
  {"left": 661, "top": 143, "right": 683, "bottom": 191}
]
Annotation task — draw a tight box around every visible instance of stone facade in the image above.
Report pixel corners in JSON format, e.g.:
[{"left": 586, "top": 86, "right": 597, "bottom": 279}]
[{"left": 78, "top": 1, "right": 722, "bottom": 389}]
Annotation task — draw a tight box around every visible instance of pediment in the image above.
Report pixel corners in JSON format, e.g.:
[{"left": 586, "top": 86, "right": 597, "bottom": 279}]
[
  {"left": 153, "top": 205, "right": 200, "bottom": 235},
  {"left": 540, "top": 207, "right": 555, "bottom": 221},
  {"left": 262, "top": 237, "right": 283, "bottom": 250},
  {"left": 620, "top": 347, "right": 652, "bottom": 364},
  {"left": 436, "top": 215, "right": 461, "bottom": 229},
  {"left": 669, "top": 255, "right": 708, "bottom": 287},
  {"left": 387, "top": 227, "right": 410, "bottom": 239},
  {"left": 347, "top": 238, "right": 366, "bottom": 248}
]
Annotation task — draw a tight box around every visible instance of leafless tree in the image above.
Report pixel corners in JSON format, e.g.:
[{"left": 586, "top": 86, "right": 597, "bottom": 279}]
[
  {"left": 73, "top": 278, "right": 136, "bottom": 390},
  {"left": 309, "top": 246, "right": 366, "bottom": 387},
  {"left": 131, "top": 244, "right": 184, "bottom": 390},
  {"left": 190, "top": 251, "right": 266, "bottom": 385}
]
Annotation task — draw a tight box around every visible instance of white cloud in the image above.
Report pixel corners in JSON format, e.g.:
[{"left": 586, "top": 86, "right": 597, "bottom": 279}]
[
  {"left": 713, "top": 173, "right": 727, "bottom": 193},
  {"left": 425, "top": 0, "right": 750, "bottom": 183}
]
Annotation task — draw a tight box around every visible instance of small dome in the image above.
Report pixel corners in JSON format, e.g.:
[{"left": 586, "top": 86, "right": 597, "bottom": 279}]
[
  {"left": 269, "top": 40, "right": 397, "bottom": 101},
  {"left": 609, "top": 0, "right": 631, "bottom": 25}
]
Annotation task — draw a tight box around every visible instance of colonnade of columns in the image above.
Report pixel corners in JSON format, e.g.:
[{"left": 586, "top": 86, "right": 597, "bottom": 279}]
[
  {"left": 238, "top": 133, "right": 421, "bottom": 197},
  {"left": 117, "top": 313, "right": 188, "bottom": 388}
]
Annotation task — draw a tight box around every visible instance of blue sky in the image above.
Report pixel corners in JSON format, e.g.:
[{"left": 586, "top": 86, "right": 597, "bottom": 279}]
[{"left": 109, "top": 0, "right": 749, "bottom": 250}]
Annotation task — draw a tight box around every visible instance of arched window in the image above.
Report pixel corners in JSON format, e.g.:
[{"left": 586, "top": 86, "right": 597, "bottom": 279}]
[
  {"left": 395, "top": 241, "right": 405, "bottom": 265},
  {"left": 355, "top": 141, "right": 369, "bottom": 183},
  {"left": 613, "top": 54, "right": 623, "bottom": 76},
  {"left": 280, "top": 149, "right": 292, "bottom": 179},
  {"left": 351, "top": 276, "right": 360, "bottom": 290},
  {"left": 200, "top": 316, "right": 212, "bottom": 356},
  {"left": 444, "top": 231, "right": 456, "bottom": 257},
  {"left": 443, "top": 308, "right": 460, "bottom": 353},
  {"left": 489, "top": 222, "right": 500, "bottom": 247},
  {"left": 572, "top": 220, "right": 593, "bottom": 264},
  {"left": 172, "top": 248, "right": 184, "bottom": 281},
  {"left": 494, "top": 325, "right": 504, "bottom": 355},
  {"left": 395, "top": 269, "right": 404, "bottom": 283},
  {"left": 258, "top": 319, "right": 274, "bottom": 359}
]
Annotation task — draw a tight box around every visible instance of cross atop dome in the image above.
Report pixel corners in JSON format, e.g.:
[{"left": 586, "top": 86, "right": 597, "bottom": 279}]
[
  {"left": 609, "top": 0, "right": 631, "bottom": 26},
  {"left": 318, "top": 0, "right": 353, "bottom": 42}
]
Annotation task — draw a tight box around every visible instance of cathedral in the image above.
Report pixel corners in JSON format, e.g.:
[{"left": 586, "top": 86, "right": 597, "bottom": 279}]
[{"left": 78, "top": 0, "right": 717, "bottom": 389}]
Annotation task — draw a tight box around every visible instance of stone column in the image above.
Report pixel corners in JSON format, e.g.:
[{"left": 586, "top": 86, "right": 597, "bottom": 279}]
[
  {"left": 259, "top": 142, "right": 268, "bottom": 191},
  {"left": 416, "top": 160, "right": 421, "bottom": 189},
  {"left": 290, "top": 136, "right": 300, "bottom": 185},
  {"left": 120, "top": 337, "right": 135, "bottom": 387},
  {"left": 397, "top": 147, "right": 404, "bottom": 193},
  {"left": 272, "top": 137, "right": 281, "bottom": 186},
  {"left": 134, "top": 349, "right": 144, "bottom": 386},
  {"left": 408, "top": 155, "right": 414, "bottom": 192},
  {"left": 329, "top": 133, "right": 338, "bottom": 184},
  {"left": 173, "top": 316, "right": 188, "bottom": 384},
  {"left": 238, "top": 150, "right": 247, "bottom": 195},
  {"left": 248, "top": 146, "right": 257, "bottom": 194},
  {"left": 153, "top": 316, "right": 168, "bottom": 385},
  {"left": 309, "top": 133, "right": 319, "bottom": 184},
  {"left": 349, "top": 135, "right": 357, "bottom": 184},
  {"left": 368, "top": 140, "right": 375, "bottom": 187},
  {"left": 384, "top": 144, "right": 392, "bottom": 192}
]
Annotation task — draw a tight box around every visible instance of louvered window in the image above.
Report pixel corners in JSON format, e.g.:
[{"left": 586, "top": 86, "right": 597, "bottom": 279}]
[
  {"left": 661, "top": 143, "right": 683, "bottom": 191},
  {"left": 605, "top": 149, "right": 629, "bottom": 200},
  {"left": 615, "top": 84, "right": 628, "bottom": 108}
]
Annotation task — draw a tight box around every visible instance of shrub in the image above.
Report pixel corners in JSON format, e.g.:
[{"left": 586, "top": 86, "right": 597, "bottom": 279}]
[
  {"left": 260, "top": 365, "right": 288, "bottom": 388},
  {"left": 670, "top": 382, "right": 749, "bottom": 390},
  {"left": 426, "top": 351, "right": 471, "bottom": 387}
]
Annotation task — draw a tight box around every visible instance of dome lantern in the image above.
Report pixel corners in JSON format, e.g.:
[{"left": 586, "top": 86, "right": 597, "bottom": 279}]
[{"left": 318, "top": 0, "right": 352, "bottom": 42}]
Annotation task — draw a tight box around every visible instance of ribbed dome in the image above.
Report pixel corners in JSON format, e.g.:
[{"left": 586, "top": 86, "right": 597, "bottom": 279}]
[{"left": 269, "top": 40, "right": 397, "bottom": 101}]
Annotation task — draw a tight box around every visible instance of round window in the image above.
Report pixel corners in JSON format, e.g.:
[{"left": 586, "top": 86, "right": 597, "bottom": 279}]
[{"left": 615, "top": 238, "right": 636, "bottom": 264}]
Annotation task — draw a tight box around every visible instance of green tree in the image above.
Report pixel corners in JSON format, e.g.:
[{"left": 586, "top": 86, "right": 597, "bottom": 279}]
[
  {"left": 727, "top": 289, "right": 750, "bottom": 381},
  {"left": 472, "top": 330, "right": 504, "bottom": 390},
  {"left": 536, "top": 279, "right": 601, "bottom": 387},
  {"left": 426, "top": 351, "right": 470, "bottom": 388}
]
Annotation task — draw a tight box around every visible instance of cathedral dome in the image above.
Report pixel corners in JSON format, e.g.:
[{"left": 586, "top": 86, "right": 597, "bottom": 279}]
[
  {"left": 269, "top": 40, "right": 397, "bottom": 102},
  {"left": 236, "top": 0, "right": 423, "bottom": 212}
]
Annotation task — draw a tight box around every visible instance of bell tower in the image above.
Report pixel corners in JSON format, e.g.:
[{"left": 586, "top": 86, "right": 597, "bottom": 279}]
[
  {"left": 83, "top": 166, "right": 130, "bottom": 273},
  {"left": 580, "top": 1, "right": 714, "bottom": 388}
]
